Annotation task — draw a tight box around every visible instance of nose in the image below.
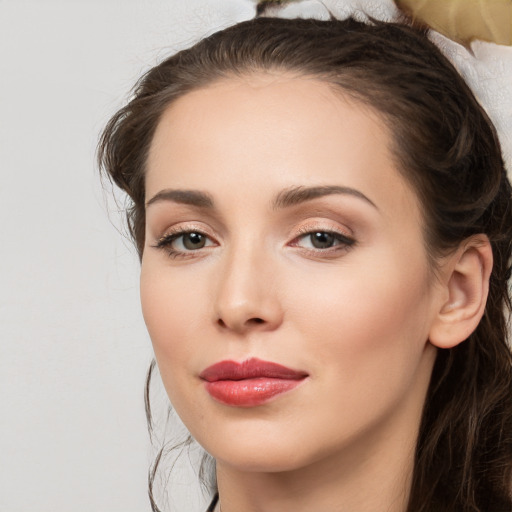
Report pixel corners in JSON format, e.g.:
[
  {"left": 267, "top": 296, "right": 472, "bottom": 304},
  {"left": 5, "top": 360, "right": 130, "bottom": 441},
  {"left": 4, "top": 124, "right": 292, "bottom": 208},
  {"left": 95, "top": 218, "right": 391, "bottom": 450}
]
[{"left": 213, "top": 244, "right": 284, "bottom": 335}]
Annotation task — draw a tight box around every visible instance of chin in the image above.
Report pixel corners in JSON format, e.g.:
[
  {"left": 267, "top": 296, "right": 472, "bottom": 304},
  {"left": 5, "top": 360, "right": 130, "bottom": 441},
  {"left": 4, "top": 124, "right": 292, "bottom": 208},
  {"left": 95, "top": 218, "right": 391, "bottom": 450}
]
[
  {"left": 213, "top": 445, "right": 310, "bottom": 473},
  {"left": 196, "top": 422, "right": 333, "bottom": 475}
]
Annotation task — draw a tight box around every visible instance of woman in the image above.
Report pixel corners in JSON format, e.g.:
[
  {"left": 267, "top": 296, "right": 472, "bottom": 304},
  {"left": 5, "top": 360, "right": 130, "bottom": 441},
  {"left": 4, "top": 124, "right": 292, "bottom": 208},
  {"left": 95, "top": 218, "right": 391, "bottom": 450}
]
[{"left": 98, "top": 5, "right": 512, "bottom": 512}]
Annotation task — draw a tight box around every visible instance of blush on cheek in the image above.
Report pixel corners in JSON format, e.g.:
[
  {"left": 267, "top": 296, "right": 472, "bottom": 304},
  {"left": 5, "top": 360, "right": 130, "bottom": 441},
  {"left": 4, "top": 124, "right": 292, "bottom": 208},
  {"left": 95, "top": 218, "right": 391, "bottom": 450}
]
[
  {"left": 306, "top": 270, "right": 429, "bottom": 375},
  {"left": 140, "top": 270, "right": 204, "bottom": 367}
]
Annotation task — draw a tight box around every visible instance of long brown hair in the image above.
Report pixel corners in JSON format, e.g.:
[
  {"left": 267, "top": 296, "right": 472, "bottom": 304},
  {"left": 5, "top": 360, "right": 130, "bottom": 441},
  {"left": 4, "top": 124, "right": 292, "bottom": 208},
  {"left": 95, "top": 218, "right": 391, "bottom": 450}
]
[{"left": 98, "top": 16, "right": 512, "bottom": 512}]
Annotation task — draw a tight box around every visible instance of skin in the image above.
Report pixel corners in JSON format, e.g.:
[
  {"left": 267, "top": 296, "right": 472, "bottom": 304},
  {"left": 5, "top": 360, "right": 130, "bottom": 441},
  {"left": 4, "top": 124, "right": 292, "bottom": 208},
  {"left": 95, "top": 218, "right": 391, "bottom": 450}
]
[{"left": 140, "top": 73, "right": 489, "bottom": 512}]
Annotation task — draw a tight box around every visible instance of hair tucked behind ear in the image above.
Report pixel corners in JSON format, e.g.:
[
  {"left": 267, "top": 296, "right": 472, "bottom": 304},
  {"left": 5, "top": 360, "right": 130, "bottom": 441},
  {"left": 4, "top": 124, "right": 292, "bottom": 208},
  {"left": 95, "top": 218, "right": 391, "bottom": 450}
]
[{"left": 98, "top": 16, "right": 512, "bottom": 512}]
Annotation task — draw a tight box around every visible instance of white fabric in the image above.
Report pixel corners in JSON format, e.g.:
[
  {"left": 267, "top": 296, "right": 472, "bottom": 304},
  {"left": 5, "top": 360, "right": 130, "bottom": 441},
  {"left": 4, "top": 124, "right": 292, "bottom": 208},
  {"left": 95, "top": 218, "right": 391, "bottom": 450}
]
[
  {"left": 432, "top": 34, "right": 512, "bottom": 175},
  {"left": 260, "top": 0, "right": 400, "bottom": 21},
  {"left": 255, "top": 0, "right": 512, "bottom": 175}
]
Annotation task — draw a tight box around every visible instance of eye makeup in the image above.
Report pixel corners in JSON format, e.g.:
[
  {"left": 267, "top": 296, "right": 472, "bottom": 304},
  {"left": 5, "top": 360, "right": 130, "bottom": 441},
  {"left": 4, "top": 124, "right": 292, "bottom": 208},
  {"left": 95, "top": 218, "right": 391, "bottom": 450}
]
[{"left": 151, "top": 221, "right": 356, "bottom": 261}]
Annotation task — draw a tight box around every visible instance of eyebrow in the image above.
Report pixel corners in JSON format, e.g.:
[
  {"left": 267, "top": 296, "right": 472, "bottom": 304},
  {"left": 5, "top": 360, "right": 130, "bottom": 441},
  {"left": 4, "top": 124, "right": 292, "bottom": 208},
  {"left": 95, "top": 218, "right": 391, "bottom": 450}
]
[
  {"left": 272, "top": 185, "right": 378, "bottom": 210},
  {"left": 145, "top": 189, "right": 214, "bottom": 209},
  {"left": 145, "top": 185, "right": 377, "bottom": 210}
]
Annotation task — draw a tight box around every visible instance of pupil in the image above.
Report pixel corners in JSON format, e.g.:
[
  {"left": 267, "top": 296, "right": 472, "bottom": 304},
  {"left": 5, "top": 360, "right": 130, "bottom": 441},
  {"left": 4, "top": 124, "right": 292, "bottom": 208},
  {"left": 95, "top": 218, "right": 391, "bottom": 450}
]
[
  {"left": 311, "top": 232, "right": 334, "bottom": 249},
  {"left": 184, "top": 232, "right": 205, "bottom": 249}
]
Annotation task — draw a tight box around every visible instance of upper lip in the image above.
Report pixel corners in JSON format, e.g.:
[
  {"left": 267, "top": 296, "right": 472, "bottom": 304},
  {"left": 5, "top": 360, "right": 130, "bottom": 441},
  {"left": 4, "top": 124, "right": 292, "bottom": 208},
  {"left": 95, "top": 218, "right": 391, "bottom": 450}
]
[{"left": 199, "top": 357, "right": 308, "bottom": 382}]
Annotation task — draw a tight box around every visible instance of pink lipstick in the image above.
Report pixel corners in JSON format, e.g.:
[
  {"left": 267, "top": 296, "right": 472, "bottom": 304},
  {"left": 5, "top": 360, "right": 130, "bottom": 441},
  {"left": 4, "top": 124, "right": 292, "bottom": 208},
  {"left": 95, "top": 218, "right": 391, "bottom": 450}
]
[{"left": 199, "top": 358, "right": 308, "bottom": 407}]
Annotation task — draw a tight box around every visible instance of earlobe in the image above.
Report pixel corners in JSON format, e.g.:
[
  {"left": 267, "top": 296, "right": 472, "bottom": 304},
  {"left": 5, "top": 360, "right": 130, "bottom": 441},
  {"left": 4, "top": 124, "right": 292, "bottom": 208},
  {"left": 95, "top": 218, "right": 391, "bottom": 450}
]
[{"left": 429, "top": 235, "right": 493, "bottom": 349}]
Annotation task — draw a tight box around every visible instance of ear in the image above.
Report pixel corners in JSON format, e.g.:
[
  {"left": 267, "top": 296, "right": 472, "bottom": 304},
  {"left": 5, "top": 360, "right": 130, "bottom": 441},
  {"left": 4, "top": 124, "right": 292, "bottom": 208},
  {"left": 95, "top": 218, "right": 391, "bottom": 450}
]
[{"left": 428, "top": 235, "right": 493, "bottom": 349}]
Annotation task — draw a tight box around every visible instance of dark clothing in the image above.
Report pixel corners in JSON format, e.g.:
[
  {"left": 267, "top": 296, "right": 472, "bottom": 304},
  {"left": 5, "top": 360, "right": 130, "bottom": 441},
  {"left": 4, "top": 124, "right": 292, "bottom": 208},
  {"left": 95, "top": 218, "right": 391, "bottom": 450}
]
[{"left": 206, "top": 493, "right": 219, "bottom": 512}]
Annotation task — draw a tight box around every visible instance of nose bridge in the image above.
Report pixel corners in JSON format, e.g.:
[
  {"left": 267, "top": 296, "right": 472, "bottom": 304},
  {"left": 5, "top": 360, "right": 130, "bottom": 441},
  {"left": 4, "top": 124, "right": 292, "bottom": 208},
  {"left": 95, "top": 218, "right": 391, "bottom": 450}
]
[{"left": 214, "top": 233, "right": 282, "bottom": 333}]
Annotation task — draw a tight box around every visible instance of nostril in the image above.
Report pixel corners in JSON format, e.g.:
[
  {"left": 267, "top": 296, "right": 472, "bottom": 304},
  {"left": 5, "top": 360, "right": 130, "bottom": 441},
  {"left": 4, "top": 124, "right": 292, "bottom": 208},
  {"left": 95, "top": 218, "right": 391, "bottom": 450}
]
[{"left": 216, "top": 317, "right": 265, "bottom": 329}]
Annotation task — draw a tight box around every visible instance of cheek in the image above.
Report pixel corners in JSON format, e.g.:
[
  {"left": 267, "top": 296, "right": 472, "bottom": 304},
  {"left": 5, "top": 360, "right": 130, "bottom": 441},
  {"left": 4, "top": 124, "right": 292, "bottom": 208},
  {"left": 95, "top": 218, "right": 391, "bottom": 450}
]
[
  {"left": 140, "top": 262, "right": 206, "bottom": 385},
  {"left": 284, "top": 248, "right": 433, "bottom": 387},
  {"left": 275, "top": 260, "right": 433, "bottom": 451},
  {"left": 140, "top": 267, "right": 212, "bottom": 429}
]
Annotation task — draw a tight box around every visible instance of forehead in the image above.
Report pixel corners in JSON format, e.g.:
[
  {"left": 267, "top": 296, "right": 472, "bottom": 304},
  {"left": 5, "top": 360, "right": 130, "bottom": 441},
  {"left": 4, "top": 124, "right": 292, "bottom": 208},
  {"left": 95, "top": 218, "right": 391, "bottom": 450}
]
[
  {"left": 147, "top": 72, "right": 385, "bottom": 170},
  {"left": 146, "top": 73, "right": 420, "bottom": 225}
]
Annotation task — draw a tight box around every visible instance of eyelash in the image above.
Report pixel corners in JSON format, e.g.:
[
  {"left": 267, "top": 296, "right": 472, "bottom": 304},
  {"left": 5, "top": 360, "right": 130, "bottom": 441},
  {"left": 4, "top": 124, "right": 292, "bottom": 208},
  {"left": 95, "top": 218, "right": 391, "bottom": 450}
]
[
  {"left": 152, "top": 226, "right": 216, "bottom": 259},
  {"left": 153, "top": 226, "right": 356, "bottom": 259},
  {"left": 291, "top": 226, "right": 356, "bottom": 255}
]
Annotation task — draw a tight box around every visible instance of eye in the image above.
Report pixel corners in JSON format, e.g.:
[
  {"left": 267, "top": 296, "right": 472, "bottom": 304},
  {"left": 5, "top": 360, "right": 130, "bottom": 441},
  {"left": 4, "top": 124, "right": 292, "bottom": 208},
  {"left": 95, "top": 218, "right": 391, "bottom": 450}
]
[
  {"left": 177, "top": 232, "right": 208, "bottom": 250},
  {"left": 153, "top": 229, "right": 216, "bottom": 258},
  {"left": 307, "top": 231, "right": 338, "bottom": 249},
  {"left": 291, "top": 229, "right": 355, "bottom": 251}
]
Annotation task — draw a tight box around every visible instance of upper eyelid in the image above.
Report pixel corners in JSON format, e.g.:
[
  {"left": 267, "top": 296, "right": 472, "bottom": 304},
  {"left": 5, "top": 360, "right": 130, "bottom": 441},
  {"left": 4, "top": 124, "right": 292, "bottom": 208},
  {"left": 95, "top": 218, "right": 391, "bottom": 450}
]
[
  {"left": 295, "top": 222, "right": 353, "bottom": 234},
  {"left": 153, "top": 218, "right": 355, "bottom": 236},
  {"left": 154, "top": 222, "right": 352, "bottom": 238},
  {"left": 293, "top": 220, "right": 355, "bottom": 238},
  {"left": 161, "top": 229, "right": 213, "bottom": 241},
  {"left": 158, "top": 223, "right": 215, "bottom": 238}
]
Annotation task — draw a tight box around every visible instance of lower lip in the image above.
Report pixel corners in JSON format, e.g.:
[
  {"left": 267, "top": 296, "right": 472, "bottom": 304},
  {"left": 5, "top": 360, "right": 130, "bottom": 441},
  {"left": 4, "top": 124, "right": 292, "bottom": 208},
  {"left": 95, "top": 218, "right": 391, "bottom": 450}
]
[{"left": 204, "top": 378, "right": 305, "bottom": 407}]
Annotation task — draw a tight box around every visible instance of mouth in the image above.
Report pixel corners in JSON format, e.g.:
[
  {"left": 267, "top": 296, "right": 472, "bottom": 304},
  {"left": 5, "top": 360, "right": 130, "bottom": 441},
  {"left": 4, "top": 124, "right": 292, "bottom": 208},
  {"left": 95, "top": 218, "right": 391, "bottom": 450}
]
[{"left": 199, "top": 357, "right": 309, "bottom": 407}]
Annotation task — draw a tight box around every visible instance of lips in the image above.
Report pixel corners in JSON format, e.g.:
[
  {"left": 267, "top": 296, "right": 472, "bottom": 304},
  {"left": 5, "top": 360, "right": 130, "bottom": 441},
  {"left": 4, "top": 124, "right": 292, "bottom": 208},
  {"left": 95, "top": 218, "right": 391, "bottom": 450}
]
[{"left": 199, "top": 357, "right": 308, "bottom": 407}]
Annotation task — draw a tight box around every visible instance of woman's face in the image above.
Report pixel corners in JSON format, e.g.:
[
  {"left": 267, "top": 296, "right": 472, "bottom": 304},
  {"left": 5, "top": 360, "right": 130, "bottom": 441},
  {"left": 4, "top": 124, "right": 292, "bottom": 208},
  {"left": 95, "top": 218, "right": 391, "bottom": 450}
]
[{"left": 141, "top": 74, "right": 441, "bottom": 474}]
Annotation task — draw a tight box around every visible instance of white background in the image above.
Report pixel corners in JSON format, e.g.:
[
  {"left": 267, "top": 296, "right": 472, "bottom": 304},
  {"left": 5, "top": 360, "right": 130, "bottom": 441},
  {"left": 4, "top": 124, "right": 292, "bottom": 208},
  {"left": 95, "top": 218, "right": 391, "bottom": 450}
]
[
  {"left": 1, "top": 1, "right": 511, "bottom": 511},
  {"left": 0, "top": 1, "right": 254, "bottom": 511}
]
